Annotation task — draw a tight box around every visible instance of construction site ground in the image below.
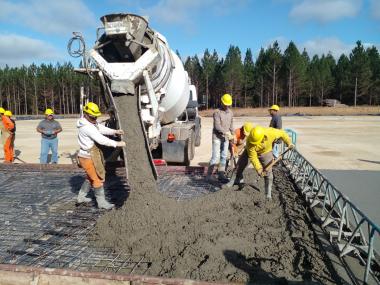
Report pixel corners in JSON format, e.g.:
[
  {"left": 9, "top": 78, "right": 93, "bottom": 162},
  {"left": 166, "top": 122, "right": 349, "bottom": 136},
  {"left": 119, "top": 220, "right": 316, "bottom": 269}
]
[
  {"left": 0, "top": 115, "right": 379, "bottom": 284},
  {"left": 4, "top": 115, "right": 380, "bottom": 224}
]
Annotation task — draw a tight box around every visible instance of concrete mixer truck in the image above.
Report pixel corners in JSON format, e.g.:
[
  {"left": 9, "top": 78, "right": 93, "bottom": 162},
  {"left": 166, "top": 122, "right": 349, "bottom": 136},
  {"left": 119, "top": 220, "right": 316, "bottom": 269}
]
[{"left": 69, "top": 13, "right": 201, "bottom": 178}]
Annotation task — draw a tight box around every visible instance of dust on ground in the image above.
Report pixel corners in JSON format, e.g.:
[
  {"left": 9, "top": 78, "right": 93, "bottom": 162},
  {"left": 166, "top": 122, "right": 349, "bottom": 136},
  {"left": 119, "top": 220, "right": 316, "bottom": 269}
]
[
  {"left": 94, "top": 165, "right": 338, "bottom": 284},
  {"left": 200, "top": 106, "right": 380, "bottom": 117}
]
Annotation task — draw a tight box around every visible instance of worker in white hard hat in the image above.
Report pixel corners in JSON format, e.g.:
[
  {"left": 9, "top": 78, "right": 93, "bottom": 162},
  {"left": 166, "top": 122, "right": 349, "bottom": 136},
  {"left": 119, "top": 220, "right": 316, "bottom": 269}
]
[
  {"left": 76, "top": 102, "right": 126, "bottom": 210},
  {"left": 268, "top": 104, "right": 282, "bottom": 158},
  {"left": 36, "top": 108, "right": 62, "bottom": 164},
  {"left": 206, "top": 93, "right": 234, "bottom": 183},
  {"left": 233, "top": 126, "right": 294, "bottom": 199}
]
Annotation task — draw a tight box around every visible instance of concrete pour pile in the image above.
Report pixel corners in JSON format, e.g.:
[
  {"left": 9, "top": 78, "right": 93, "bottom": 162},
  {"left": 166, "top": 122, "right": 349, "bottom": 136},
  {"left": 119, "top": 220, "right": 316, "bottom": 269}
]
[{"left": 94, "top": 96, "right": 336, "bottom": 283}]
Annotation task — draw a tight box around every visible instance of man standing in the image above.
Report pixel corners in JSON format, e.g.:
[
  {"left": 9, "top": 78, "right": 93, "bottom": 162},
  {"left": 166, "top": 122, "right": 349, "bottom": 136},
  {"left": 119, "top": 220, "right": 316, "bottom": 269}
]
[
  {"left": 232, "top": 126, "right": 294, "bottom": 199},
  {"left": 206, "top": 93, "right": 234, "bottom": 183},
  {"left": 2, "top": 110, "right": 15, "bottom": 163},
  {"left": 76, "top": 102, "right": 125, "bottom": 210},
  {"left": 268, "top": 105, "right": 282, "bottom": 158},
  {"left": 37, "top": 109, "right": 62, "bottom": 164}
]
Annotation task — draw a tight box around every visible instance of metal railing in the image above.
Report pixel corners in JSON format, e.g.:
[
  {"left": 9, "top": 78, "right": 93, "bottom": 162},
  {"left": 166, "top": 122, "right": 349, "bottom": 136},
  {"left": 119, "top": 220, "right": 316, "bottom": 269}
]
[{"left": 281, "top": 146, "right": 379, "bottom": 284}]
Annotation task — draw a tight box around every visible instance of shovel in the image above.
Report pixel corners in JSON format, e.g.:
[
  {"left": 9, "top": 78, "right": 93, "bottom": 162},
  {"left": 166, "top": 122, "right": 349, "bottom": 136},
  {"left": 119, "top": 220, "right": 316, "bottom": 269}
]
[{"left": 253, "top": 147, "right": 292, "bottom": 183}]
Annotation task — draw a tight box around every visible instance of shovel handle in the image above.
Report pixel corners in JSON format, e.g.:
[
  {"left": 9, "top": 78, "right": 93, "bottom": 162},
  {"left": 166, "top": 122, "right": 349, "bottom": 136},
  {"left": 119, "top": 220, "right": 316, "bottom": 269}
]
[{"left": 263, "top": 147, "right": 292, "bottom": 172}]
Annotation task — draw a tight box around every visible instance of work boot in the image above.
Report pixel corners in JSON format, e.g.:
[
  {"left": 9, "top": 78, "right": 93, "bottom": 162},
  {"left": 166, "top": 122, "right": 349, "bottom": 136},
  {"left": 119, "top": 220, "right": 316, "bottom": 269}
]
[
  {"left": 206, "top": 164, "right": 217, "bottom": 182},
  {"left": 77, "top": 180, "right": 92, "bottom": 203},
  {"left": 264, "top": 176, "right": 273, "bottom": 199},
  {"left": 218, "top": 165, "right": 229, "bottom": 183},
  {"left": 94, "top": 187, "right": 115, "bottom": 210}
]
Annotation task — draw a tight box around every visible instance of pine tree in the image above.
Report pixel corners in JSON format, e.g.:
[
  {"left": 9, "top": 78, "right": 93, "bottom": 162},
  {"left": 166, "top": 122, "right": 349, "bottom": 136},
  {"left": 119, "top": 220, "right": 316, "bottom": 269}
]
[
  {"left": 367, "top": 46, "right": 380, "bottom": 105},
  {"left": 349, "top": 41, "right": 372, "bottom": 106},
  {"left": 282, "top": 42, "right": 305, "bottom": 107},
  {"left": 223, "top": 46, "right": 244, "bottom": 107},
  {"left": 335, "top": 54, "right": 351, "bottom": 104},
  {"left": 243, "top": 48, "right": 255, "bottom": 107},
  {"left": 265, "top": 41, "right": 282, "bottom": 105}
]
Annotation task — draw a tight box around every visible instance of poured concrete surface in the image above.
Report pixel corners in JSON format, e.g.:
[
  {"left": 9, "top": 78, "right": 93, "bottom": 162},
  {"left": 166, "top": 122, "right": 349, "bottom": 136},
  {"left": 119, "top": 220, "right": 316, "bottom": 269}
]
[
  {"left": 198, "top": 116, "right": 380, "bottom": 225},
  {"left": 2, "top": 116, "right": 380, "bottom": 224}
]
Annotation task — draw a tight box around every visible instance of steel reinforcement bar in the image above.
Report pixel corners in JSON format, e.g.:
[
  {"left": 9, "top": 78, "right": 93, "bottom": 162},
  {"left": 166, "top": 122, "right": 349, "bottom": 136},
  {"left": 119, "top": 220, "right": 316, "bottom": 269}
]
[{"left": 281, "top": 147, "right": 379, "bottom": 284}]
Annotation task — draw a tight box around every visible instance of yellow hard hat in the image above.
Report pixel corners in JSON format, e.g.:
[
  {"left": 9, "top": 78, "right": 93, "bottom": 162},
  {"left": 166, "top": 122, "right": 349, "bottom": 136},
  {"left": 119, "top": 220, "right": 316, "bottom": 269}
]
[
  {"left": 242, "top": 122, "right": 253, "bottom": 136},
  {"left": 45, "top": 108, "right": 54, "bottom": 115},
  {"left": 248, "top": 126, "right": 265, "bottom": 145},
  {"left": 0, "top": 107, "right": 5, "bottom": 114},
  {"left": 4, "top": 110, "right": 12, "bottom": 117},
  {"left": 221, "top": 93, "right": 232, "bottom": 106},
  {"left": 84, "top": 102, "right": 101, "bottom": 117},
  {"left": 269, "top": 104, "right": 280, "bottom": 111}
]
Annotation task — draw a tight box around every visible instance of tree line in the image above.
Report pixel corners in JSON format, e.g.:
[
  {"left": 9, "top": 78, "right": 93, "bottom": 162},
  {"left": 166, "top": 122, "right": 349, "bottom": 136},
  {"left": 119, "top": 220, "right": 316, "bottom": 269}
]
[
  {"left": 0, "top": 62, "right": 101, "bottom": 115},
  {"left": 184, "top": 40, "right": 380, "bottom": 108},
  {"left": 0, "top": 40, "right": 379, "bottom": 115}
]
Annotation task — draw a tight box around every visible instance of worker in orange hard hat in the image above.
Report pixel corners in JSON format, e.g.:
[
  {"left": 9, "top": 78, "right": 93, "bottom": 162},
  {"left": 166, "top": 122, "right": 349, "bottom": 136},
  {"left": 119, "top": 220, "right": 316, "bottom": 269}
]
[
  {"left": 232, "top": 126, "right": 294, "bottom": 199},
  {"left": 268, "top": 104, "right": 282, "bottom": 158},
  {"left": 206, "top": 93, "right": 234, "bottom": 183},
  {"left": 2, "top": 110, "right": 15, "bottom": 163}
]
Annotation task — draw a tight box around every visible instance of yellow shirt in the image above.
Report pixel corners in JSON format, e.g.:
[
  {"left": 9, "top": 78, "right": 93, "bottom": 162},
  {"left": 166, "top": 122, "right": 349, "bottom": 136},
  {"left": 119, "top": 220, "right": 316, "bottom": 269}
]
[{"left": 246, "top": 127, "right": 291, "bottom": 170}]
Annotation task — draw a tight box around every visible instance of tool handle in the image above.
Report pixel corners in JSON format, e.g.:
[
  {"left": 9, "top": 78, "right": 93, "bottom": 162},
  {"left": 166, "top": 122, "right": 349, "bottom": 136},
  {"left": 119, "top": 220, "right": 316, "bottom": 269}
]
[{"left": 263, "top": 147, "right": 292, "bottom": 172}]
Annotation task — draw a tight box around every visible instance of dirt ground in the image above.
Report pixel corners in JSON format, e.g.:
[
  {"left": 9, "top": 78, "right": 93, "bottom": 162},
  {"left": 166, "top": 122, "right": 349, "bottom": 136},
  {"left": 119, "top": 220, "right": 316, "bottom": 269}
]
[
  {"left": 200, "top": 106, "right": 380, "bottom": 117},
  {"left": 94, "top": 165, "right": 337, "bottom": 284}
]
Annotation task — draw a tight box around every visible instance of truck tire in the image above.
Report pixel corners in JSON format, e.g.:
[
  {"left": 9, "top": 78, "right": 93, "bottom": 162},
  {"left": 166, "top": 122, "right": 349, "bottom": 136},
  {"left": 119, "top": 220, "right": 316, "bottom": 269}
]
[{"left": 184, "top": 131, "right": 195, "bottom": 166}]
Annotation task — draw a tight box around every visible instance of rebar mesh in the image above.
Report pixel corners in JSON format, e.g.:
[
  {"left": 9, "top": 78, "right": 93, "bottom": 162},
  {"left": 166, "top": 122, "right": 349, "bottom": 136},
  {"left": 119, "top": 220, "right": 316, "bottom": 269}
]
[
  {"left": 0, "top": 167, "right": 149, "bottom": 275},
  {"left": 0, "top": 164, "right": 217, "bottom": 275}
]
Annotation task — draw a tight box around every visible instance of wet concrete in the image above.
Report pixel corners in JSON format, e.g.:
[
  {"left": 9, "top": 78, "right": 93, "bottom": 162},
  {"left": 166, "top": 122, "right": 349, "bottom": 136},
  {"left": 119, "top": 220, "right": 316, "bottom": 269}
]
[{"left": 321, "top": 169, "right": 380, "bottom": 225}]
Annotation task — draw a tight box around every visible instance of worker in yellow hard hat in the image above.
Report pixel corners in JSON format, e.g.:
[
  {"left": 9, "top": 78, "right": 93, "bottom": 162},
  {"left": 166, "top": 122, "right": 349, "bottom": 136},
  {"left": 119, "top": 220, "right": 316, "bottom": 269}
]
[
  {"left": 36, "top": 108, "right": 62, "bottom": 164},
  {"left": 206, "top": 93, "right": 234, "bottom": 183},
  {"left": 76, "top": 102, "right": 125, "bottom": 210},
  {"left": 0, "top": 107, "right": 6, "bottom": 159},
  {"left": 268, "top": 104, "right": 282, "bottom": 158},
  {"left": 232, "top": 126, "right": 294, "bottom": 198},
  {"left": 2, "top": 110, "right": 15, "bottom": 163}
]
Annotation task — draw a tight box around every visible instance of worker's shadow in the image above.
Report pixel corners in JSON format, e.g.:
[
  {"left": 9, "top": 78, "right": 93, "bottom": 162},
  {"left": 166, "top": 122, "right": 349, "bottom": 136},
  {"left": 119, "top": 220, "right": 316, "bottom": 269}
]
[
  {"left": 68, "top": 170, "right": 129, "bottom": 209},
  {"left": 104, "top": 167, "right": 129, "bottom": 208},
  {"left": 223, "top": 250, "right": 320, "bottom": 285}
]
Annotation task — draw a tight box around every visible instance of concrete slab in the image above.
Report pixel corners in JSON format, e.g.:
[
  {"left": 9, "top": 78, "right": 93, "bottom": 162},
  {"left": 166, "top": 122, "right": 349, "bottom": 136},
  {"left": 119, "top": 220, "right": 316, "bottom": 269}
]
[{"left": 1, "top": 116, "right": 379, "bottom": 224}]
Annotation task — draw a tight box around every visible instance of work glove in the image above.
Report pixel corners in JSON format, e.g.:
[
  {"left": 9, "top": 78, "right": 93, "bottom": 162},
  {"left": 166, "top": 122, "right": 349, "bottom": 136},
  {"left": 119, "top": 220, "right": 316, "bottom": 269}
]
[
  {"left": 115, "top": 129, "right": 124, "bottom": 135},
  {"left": 225, "top": 132, "right": 235, "bottom": 141},
  {"left": 257, "top": 168, "right": 266, "bottom": 177},
  {"left": 288, "top": 144, "right": 295, "bottom": 149},
  {"left": 116, "top": 141, "right": 126, "bottom": 147}
]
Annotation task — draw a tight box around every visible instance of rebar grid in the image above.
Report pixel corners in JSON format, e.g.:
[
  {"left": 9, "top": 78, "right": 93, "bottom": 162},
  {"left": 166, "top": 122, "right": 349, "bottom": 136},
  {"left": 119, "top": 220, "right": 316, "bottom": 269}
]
[
  {"left": 157, "top": 171, "right": 219, "bottom": 201},
  {"left": 0, "top": 169, "right": 149, "bottom": 275}
]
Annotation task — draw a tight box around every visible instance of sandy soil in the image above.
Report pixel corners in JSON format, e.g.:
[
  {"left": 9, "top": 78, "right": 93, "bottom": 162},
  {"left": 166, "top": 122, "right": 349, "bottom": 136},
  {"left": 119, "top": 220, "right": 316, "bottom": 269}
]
[
  {"left": 94, "top": 165, "right": 337, "bottom": 284},
  {"left": 200, "top": 106, "right": 380, "bottom": 117}
]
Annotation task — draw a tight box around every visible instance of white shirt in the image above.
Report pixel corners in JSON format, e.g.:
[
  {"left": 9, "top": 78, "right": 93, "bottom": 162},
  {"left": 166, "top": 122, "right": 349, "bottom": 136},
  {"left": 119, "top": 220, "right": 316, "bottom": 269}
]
[{"left": 77, "top": 117, "right": 118, "bottom": 158}]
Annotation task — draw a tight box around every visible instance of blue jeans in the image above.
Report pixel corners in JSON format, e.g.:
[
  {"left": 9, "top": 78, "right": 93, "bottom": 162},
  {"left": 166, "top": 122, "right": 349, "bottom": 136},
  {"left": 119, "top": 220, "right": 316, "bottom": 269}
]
[
  {"left": 40, "top": 137, "right": 58, "bottom": 164},
  {"left": 209, "top": 136, "right": 229, "bottom": 166}
]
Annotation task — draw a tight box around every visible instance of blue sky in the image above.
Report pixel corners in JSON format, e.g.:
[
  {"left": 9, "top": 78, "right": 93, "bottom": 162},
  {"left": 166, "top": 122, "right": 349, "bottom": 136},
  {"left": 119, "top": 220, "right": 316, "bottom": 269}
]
[{"left": 0, "top": 0, "right": 379, "bottom": 67}]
